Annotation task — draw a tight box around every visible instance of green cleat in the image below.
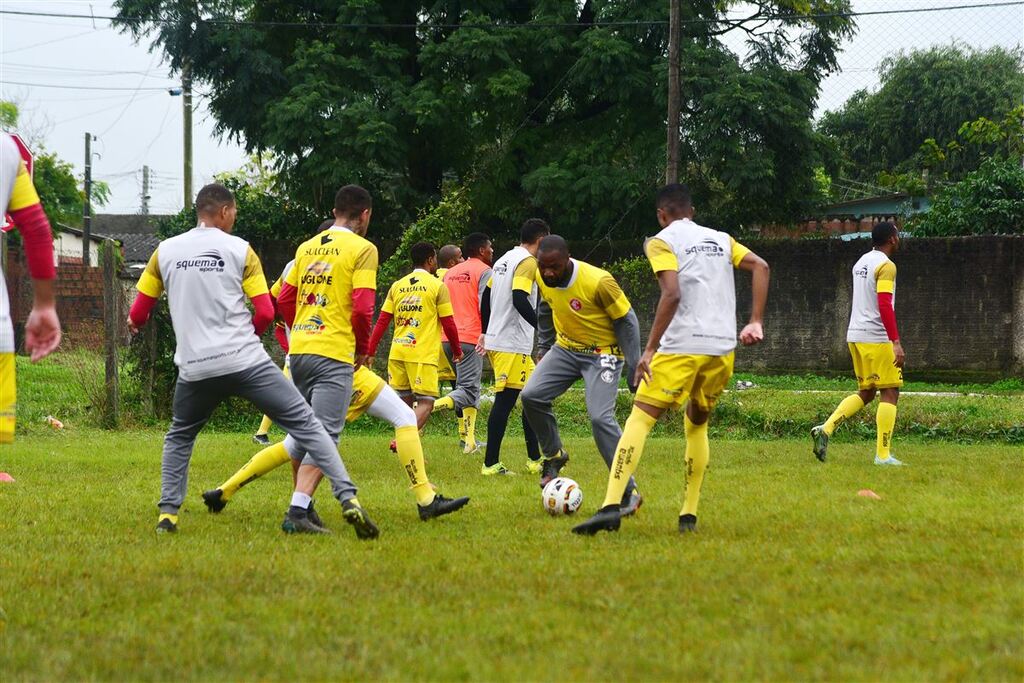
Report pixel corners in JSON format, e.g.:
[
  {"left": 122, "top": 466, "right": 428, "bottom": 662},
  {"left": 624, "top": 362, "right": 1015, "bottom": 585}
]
[
  {"left": 525, "top": 459, "right": 543, "bottom": 474},
  {"left": 481, "top": 462, "right": 514, "bottom": 476},
  {"left": 341, "top": 499, "right": 380, "bottom": 540},
  {"left": 811, "top": 425, "right": 829, "bottom": 462},
  {"left": 572, "top": 505, "right": 621, "bottom": 535}
]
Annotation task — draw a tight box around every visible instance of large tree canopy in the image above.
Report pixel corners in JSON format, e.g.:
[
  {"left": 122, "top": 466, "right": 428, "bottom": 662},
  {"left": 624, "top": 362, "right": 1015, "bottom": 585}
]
[
  {"left": 115, "top": 0, "right": 852, "bottom": 238},
  {"left": 818, "top": 44, "right": 1024, "bottom": 186}
]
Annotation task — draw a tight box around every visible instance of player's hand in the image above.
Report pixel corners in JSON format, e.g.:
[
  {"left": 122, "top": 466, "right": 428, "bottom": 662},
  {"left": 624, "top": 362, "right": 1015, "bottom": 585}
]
[
  {"left": 739, "top": 322, "right": 764, "bottom": 346},
  {"left": 24, "top": 305, "right": 61, "bottom": 362},
  {"left": 126, "top": 315, "right": 140, "bottom": 336},
  {"left": 355, "top": 353, "right": 372, "bottom": 370},
  {"left": 893, "top": 340, "right": 905, "bottom": 368},
  {"left": 475, "top": 335, "right": 488, "bottom": 357},
  {"left": 452, "top": 345, "right": 464, "bottom": 363},
  {"left": 633, "top": 349, "right": 654, "bottom": 387}
]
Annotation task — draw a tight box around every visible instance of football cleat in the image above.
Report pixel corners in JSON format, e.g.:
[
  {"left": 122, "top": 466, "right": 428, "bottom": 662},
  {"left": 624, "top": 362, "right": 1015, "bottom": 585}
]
[
  {"left": 281, "top": 508, "right": 330, "bottom": 534},
  {"left": 572, "top": 505, "right": 621, "bottom": 535},
  {"left": 620, "top": 489, "right": 643, "bottom": 518},
  {"left": 678, "top": 513, "right": 698, "bottom": 533},
  {"left": 539, "top": 449, "right": 569, "bottom": 488},
  {"left": 463, "top": 440, "right": 485, "bottom": 455},
  {"left": 874, "top": 455, "right": 905, "bottom": 466},
  {"left": 307, "top": 499, "right": 325, "bottom": 529},
  {"left": 525, "top": 459, "right": 543, "bottom": 474},
  {"left": 418, "top": 494, "right": 471, "bottom": 521},
  {"left": 481, "top": 462, "right": 514, "bottom": 476},
  {"left": 155, "top": 517, "right": 177, "bottom": 534},
  {"left": 811, "top": 425, "right": 829, "bottom": 462},
  {"left": 202, "top": 488, "right": 227, "bottom": 513},
  {"left": 252, "top": 433, "right": 271, "bottom": 446},
  {"left": 341, "top": 499, "right": 380, "bottom": 540}
]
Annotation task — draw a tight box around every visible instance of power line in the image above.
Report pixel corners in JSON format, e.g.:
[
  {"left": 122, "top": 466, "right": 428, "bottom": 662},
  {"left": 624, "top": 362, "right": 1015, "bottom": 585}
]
[
  {"left": 1, "top": 2, "right": 1021, "bottom": 30},
  {"left": 1, "top": 62, "right": 175, "bottom": 79},
  {"left": 97, "top": 51, "right": 161, "bottom": 137},
  {"left": 0, "top": 80, "right": 177, "bottom": 92},
  {"left": 0, "top": 27, "right": 98, "bottom": 54}
]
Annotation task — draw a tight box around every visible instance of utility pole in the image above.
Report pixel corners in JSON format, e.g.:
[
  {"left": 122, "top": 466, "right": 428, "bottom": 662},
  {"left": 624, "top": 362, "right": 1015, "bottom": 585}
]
[
  {"left": 83, "top": 132, "right": 93, "bottom": 267},
  {"left": 141, "top": 165, "right": 151, "bottom": 215},
  {"left": 182, "top": 60, "right": 194, "bottom": 211},
  {"left": 665, "top": 0, "right": 682, "bottom": 185}
]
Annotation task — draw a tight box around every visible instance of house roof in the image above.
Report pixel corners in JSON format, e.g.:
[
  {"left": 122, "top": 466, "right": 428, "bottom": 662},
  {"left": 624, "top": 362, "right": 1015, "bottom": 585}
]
[
  {"left": 55, "top": 223, "right": 115, "bottom": 243},
  {"left": 105, "top": 232, "right": 160, "bottom": 264},
  {"left": 92, "top": 214, "right": 170, "bottom": 235}
]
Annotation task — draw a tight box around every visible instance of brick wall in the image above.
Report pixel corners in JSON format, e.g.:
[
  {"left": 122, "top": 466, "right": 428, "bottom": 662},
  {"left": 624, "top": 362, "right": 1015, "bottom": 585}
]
[
  {"left": 622, "top": 235, "right": 1024, "bottom": 377},
  {"left": 5, "top": 247, "right": 109, "bottom": 350}
]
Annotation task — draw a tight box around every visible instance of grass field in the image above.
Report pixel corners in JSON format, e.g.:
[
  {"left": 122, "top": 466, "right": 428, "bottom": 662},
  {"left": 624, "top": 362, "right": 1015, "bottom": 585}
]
[{"left": 1, "top": 429, "right": 1021, "bottom": 681}]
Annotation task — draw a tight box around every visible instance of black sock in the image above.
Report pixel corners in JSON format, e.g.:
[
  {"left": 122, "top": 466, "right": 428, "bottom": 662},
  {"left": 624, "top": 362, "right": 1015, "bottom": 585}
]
[
  {"left": 522, "top": 411, "right": 540, "bottom": 461},
  {"left": 484, "top": 389, "right": 520, "bottom": 467},
  {"left": 455, "top": 406, "right": 464, "bottom": 418}
]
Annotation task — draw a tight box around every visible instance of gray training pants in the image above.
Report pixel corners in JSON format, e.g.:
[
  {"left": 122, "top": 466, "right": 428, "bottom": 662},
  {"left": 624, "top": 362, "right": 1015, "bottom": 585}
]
[
  {"left": 284, "top": 354, "right": 357, "bottom": 481},
  {"left": 442, "top": 341, "right": 483, "bottom": 411},
  {"left": 521, "top": 344, "right": 636, "bottom": 494},
  {"left": 159, "top": 358, "right": 357, "bottom": 514}
]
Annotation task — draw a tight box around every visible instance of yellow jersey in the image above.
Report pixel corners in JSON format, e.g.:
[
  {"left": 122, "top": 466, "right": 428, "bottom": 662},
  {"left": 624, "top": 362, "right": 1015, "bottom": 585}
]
[
  {"left": 536, "top": 258, "right": 632, "bottom": 356},
  {"left": 285, "top": 226, "right": 377, "bottom": 364},
  {"left": 381, "top": 268, "right": 453, "bottom": 364}
]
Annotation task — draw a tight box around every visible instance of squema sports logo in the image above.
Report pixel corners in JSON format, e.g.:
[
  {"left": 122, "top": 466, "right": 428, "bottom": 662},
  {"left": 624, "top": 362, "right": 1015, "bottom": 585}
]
[
  {"left": 176, "top": 250, "right": 225, "bottom": 272},
  {"left": 293, "top": 314, "right": 327, "bottom": 335},
  {"left": 684, "top": 239, "right": 724, "bottom": 257}
]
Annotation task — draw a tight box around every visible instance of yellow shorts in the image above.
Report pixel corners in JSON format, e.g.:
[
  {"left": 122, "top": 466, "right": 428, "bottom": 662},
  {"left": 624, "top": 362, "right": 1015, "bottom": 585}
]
[
  {"left": 347, "top": 365, "right": 387, "bottom": 422},
  {"left": 388, "top": 358, "right": 440, "bottom": 398},
  {"left": 489, "top": 351, "right": 535, "bottom": 391},
  {"left": 635, "top": 352, "right": 734, "bottom": 412},
  {"left": 438, "top": 347, "right": 456, "bottom": 382},
  {"left": 848, "top": 342, "right": 903, "bottom": 390},
  {"left": 0, "top": 352, "right": 14, "bottom": 444}
]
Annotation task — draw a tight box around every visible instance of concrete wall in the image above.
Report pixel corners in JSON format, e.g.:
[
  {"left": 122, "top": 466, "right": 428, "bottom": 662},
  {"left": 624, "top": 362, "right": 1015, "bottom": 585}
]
[{"left": 622, "top": 236, "right": 1024, "bottom": 377}]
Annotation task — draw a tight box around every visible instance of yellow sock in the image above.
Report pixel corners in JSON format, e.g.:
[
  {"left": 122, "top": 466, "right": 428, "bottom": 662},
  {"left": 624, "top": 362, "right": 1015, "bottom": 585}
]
[
  {"left": 457, "top": 414, "right": 467, "bottom": 442},
  {"left": 220, "top": 442, "right": 291, "bottom": 499},
  {"left": 824, "top": 394, "right": 865, "bottom": 436},
  {"left": 876, "top": 402, "right": 897, "bottom": 459},
  {"left": 395, "top": 425, "right": 435, "bottom": 506},
  {"left": 464, "top": 407, "right": 478, "bottom": 444},
  {"left": 602, "top": 407, "right": 657, "bottom": 507},
  {"left": 433, "top": 396, "right": 454, "bottom": 412},
  {"left": 158, "top": 513, "right": 178, "bottom": 524},
  {"left": 680, "top": 416, "right": 710, "bottom": 517},
  {"left": 256, "top": 413, "right": 273, "bottom": 436}
]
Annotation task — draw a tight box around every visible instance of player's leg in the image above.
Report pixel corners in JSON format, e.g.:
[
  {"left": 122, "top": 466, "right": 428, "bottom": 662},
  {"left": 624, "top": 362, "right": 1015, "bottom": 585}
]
[
  {"left": 0, "top": 351, "right": 15, "bottom": 445},
  {"left": 432, "top": 343, "right": 456, "bottom": 412},
  {"left": 521, "top": 346, "right": 578, "bottom": 477},
  {"left": 253, "top": 356, "right": 290, "bottom": 445},
  {"left": 365, "top": 385, "right": 470, "bottom": 519},
  {"left": 482, "top": 352, "right": 532, "bottom": 475},
  {"left": 447, "top": 345, "right": 484, "bottom": 452},
  {"left": 580, "top": 352, "right": 640, "bottom": 513},
  {"left": 875, "top": 387, "right": 901, "bottom": 465},
  {"left": 411, "top": 362, "right": 438, "bottom": 430},
  {"left": 811, "top": 343, "right": 873, "bottom": 462},
  {"left": 157, "top": 375, "right": 226, "bottom": 532},
  {"left": 202, "top": 439, "right": 292, "bottom": 512},
  {"left": 249, "top": 356, "right": 376, "bottom": 539},
  {"left": 573, "top": 352, "right": 691, "bottom": 536},
  {"left": 676, "top": 353, "right": 734, "bottom": 533}
]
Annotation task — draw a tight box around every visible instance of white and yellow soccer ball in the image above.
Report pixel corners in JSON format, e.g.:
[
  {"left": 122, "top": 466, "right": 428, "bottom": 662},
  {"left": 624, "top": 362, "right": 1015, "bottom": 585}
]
[{"left": 542, "top": 477, "right": 583, "bottom": 516}]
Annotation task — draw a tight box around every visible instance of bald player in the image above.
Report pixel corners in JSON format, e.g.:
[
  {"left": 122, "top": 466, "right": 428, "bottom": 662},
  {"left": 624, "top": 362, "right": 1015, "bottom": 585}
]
[{"left": 435, "top": 244, "right": 463, "bottom": 392}]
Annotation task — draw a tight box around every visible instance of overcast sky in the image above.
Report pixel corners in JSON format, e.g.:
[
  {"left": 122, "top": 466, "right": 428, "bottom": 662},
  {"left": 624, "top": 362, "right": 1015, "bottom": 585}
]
[{"left": 0, "top": 0, "right": 1021, "bottom": 215}]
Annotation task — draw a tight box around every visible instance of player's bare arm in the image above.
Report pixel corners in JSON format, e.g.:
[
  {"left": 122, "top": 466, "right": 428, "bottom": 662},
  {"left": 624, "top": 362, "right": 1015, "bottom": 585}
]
[
  {"left": 736, "top": 252, "right": 769, "bottom": 346},
  {"left": 637, "top": 269, "right": 681, "bottom": 386}
]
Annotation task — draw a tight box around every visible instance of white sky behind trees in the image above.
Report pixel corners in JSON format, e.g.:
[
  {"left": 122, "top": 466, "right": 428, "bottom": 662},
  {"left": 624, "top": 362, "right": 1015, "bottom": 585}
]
[{"left": 0, "top": 0, "right": 1021, "bottom": 214}]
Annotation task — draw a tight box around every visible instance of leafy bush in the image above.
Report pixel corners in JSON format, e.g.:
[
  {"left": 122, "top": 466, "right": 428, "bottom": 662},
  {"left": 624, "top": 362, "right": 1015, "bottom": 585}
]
[{"left": 911, "top": 158, "right": 1024, "bottom": 236}]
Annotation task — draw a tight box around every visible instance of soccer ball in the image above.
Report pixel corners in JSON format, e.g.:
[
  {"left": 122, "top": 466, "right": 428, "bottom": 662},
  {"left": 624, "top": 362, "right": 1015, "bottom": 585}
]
[{"left": 542, "top": 477, "right": 583, "bottom": 516}]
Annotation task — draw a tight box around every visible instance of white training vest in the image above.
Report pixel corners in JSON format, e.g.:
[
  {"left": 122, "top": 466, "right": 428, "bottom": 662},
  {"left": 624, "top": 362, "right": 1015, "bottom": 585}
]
[
  {"left": 486, "top": 245, "right": 537, "bottom": 354},
  {"left": 157, "top": 227, "right": 270, "bottom": 381},
  {"left": 0, "top": 134, "right": 22, "bottom": 353},
  {"left": 847, "top": 249, "right": 895, "bottom": 344},
  {"left": 651, "top": 219, "right": 740, "bottom": 356}
]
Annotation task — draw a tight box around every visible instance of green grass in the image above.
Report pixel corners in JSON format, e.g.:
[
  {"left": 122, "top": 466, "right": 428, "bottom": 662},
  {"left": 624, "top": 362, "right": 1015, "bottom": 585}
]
[{"left": 1, "top": 431, "right": 1021, "bottom": 681}]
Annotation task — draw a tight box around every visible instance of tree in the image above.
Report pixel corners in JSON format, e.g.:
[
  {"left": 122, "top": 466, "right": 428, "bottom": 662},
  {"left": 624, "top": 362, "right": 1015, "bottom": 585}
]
[
  {"left": 911, "top": 158, "right": 1024, "bottom": 237},
  {"left": 0, "top": 101, "right": 108, "bottom": 227},
  {"left": 818, "top": 45, "right": 1024, "bottom": 185},
  {"left": 116, "top": 0, "right": 853, "bottom": 237}
]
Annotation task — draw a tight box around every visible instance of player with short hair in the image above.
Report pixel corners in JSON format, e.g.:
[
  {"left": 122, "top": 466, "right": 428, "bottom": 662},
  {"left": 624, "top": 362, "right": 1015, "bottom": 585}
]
[
  {"left": 521, "top": 235, "right": 643, "bottom": 515},
  {"left": 203, "top": 258, "right": 470, "bottom": 524},
  {"left": 573, "top": 184, "right": 770, "bottom": 535},
  {"left": 367, "top": 242, "right": 463, "bottom": 428},
  {"left": 273, "top": 184, "right": 383, "bottom": 538},
  {"left": 432, "top": 232, "right": 494, "bottom": 452},
  {"left": 129, "top": 183, "right": 360, "bottom": 535},
  {"left": 811, "top": 222, "right": 905, "bottom": 466},
  {"left": 435, "top": 243, "right": 463, "bottom": 390},
  {"left": 476, "top": 218, "right": 550, "bottom": 475},
  {"left": 0, "top": 132, "right": 62, "bottom": 444}
]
